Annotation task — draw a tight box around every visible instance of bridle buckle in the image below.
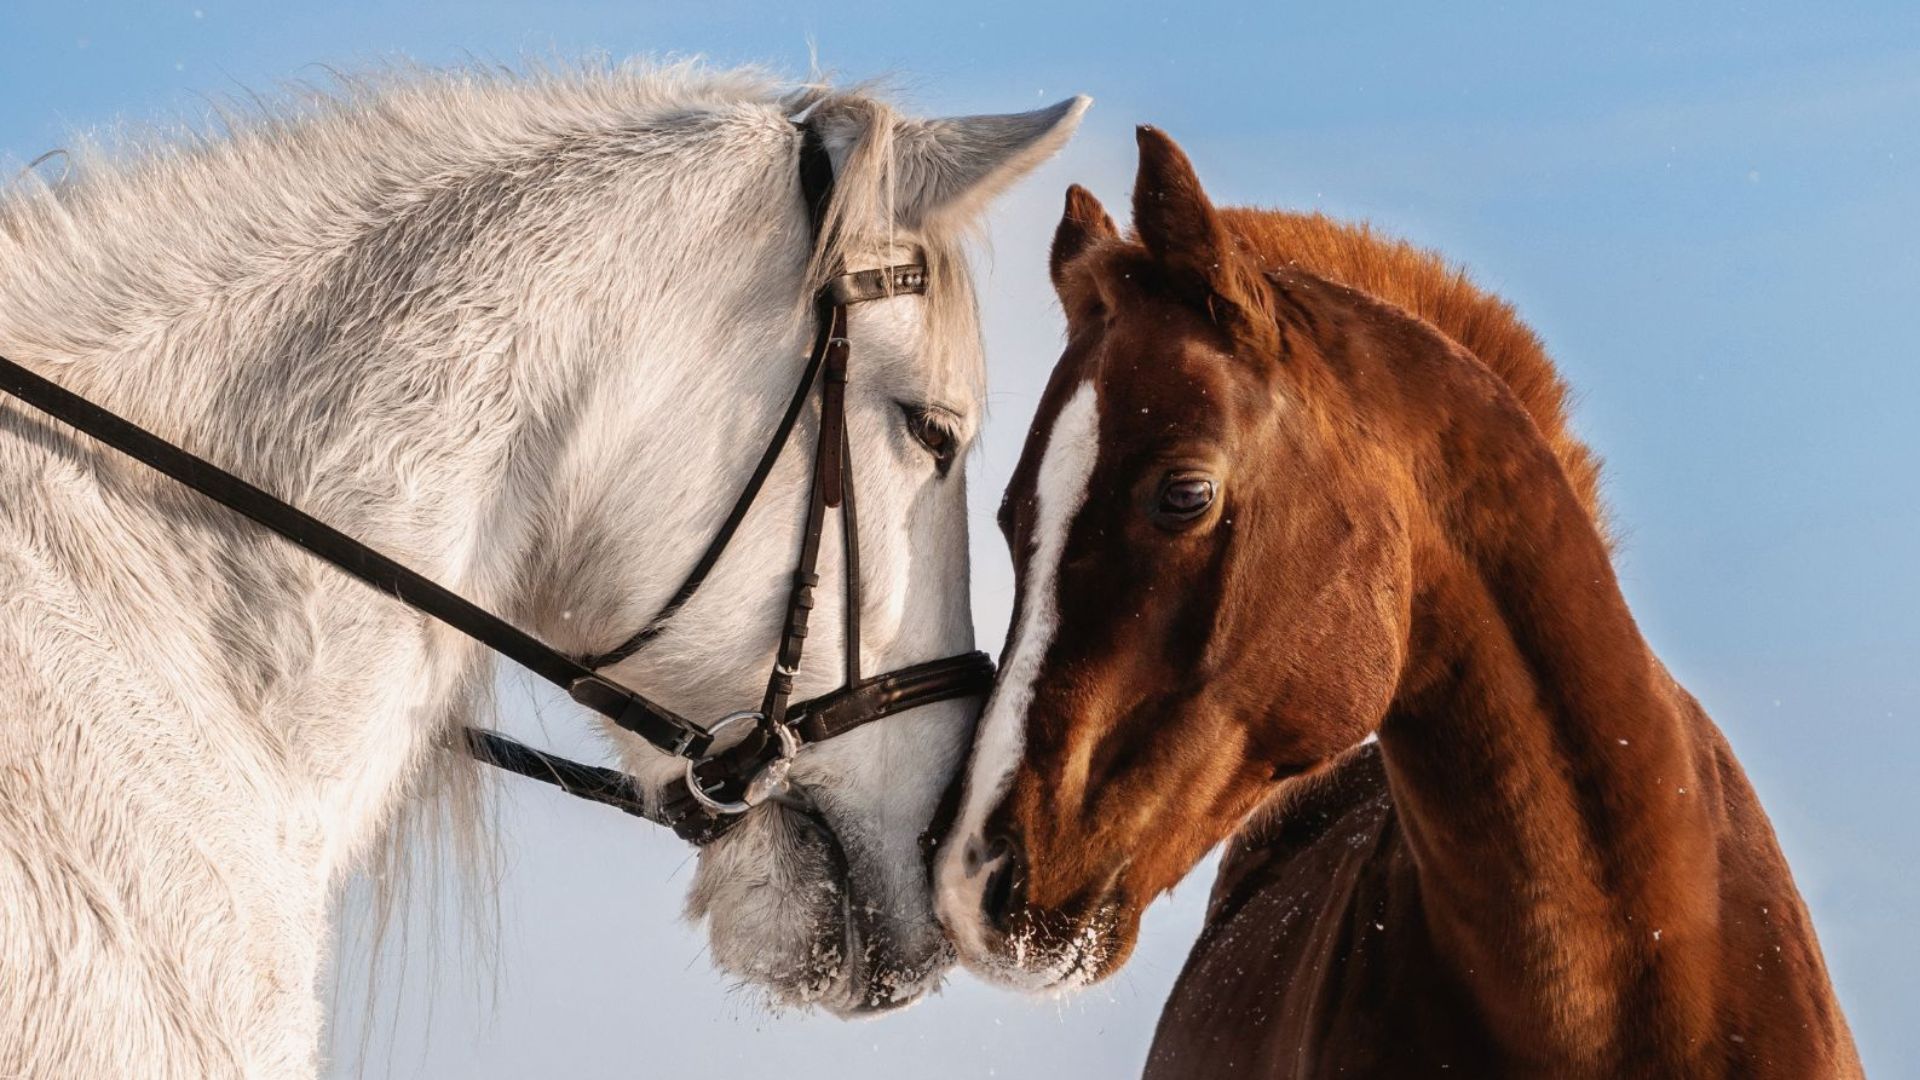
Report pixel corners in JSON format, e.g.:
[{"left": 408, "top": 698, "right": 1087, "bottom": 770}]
[{"left": 683, "top": 711, "right": 800, "bottom": 815}]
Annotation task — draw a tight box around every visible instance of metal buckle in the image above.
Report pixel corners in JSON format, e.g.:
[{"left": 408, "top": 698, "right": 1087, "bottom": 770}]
[{"left": 684, "top": 711, "right": 800, "bottom": 815}]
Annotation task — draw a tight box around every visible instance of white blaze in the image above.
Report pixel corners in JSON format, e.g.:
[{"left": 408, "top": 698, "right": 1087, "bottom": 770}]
[{"left": 937, "top": 380, "right": 1101, "bottom": 960}]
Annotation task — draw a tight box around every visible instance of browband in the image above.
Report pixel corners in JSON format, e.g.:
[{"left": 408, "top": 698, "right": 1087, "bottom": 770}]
[{"left": 827, "top": 264, "right": 930, "bottom": 305}]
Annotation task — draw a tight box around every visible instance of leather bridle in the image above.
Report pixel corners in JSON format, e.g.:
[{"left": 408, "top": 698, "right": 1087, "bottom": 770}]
[{"left": 0, "top": 121, "right": 994, "bottom": 847}]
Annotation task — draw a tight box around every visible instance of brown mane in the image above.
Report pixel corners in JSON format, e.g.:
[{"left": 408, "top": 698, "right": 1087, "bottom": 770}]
[{"left": 1218, "top": 207, "right": 1609, "bottom": 540}]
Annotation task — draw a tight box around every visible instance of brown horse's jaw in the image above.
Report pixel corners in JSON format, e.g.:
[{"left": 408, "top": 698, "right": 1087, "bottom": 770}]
[
  {"left": 936, "top": 853, "right": 1133, "bottom": 994},
  {"left": 951, "top": 911, "right": 1132, "bottom": 994}
]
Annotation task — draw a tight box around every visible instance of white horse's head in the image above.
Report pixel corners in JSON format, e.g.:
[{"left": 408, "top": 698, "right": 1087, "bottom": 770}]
[
  {"left": 0, "top": 67, "right": 1086, "bottom": 1067},
  {"left": 523, "top": 82, "right": 1088, "bottom": 1013}
]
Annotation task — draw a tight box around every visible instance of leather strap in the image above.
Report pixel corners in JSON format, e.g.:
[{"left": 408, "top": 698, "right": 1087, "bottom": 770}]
[
  {"left": 574, "top": 296, "right": 833, "bottom": 671},
  {"left": 0, "top": 352, "right": 714, "bottom": 762},
  {"left": 465, "top": 728, "right": 654, "bottom": 821},
  {"left": 792, "top": 651, "right": 996, "bottom": 744},
  {"left": 467, "top": 650, "right": 993, "bottom": 844},
  {"left": 760, "top": 305, "right": 845, "bottom": 730},
  {"left": 828, "top": 264, "right": 929, "bottom": 305},
  {"left": 575, "top": 131, "right": 926, "bottom": 674},
  {"left": 839, "top": 417, "right": 863, "bottom": 687}
]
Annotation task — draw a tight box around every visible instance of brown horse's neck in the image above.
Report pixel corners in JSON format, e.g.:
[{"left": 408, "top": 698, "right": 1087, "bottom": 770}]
[{"left": 1377, "top": 382, "right": 1726, "bottom": 1070}]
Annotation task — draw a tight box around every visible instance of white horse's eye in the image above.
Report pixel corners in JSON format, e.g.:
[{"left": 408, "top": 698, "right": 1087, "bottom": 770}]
[{"left": 902, "top": 405, "right": 960, "bottom": 474}]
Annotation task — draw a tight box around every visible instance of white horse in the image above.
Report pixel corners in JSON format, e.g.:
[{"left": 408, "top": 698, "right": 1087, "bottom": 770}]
[{"left": 0, "top": 62, "right": 1085, "bottom": 1077}]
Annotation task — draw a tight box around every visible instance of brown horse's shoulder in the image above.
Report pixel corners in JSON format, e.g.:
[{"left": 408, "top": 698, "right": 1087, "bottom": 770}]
[
  {"left": 1208, "top": 741, "right": 1395, "bottom": 924},
  {"left": 1148, "top": 745, "right": 1395, "bottom": 1078},
  {"left": 1670, "top": 680, "right": 1866, "bottom": 1077},
  {"left": 1151, "top": 743, "right": 1503, "bottom": 1078}
]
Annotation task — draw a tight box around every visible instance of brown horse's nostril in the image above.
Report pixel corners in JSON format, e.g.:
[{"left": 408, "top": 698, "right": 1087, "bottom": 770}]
[{"left": 980, "top": 835, "right": 1023, "bottom": 932}]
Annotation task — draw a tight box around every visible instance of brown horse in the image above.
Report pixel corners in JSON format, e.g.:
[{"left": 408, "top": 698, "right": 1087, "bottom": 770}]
[{"left": 931, "top": 127, "right": 1861, "bottom": 1077}]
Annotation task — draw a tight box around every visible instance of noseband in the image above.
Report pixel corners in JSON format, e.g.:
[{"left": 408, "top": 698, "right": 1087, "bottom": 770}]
[{"left": 0, "top": 121, "right": 994, "bottom": 846}]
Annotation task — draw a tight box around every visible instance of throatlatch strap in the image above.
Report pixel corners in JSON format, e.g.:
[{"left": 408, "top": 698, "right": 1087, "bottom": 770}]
[
  {"left": 576, "top": 304, "right": 833, "bottom": 671},
  {"left": 577, "top": 121, "right": 856, "bottom": 674}
]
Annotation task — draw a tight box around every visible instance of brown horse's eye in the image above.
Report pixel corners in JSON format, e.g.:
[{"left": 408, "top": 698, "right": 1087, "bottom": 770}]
[
  {"left": 903, "top": 405, "right": 959, "bottom": 473},
  {"left": 1156, "top": 477, "right": 1216, "bottom": 522}
]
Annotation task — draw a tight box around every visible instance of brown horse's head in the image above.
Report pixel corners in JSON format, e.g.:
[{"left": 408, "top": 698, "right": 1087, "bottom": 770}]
[{"left": 933, "top": 128, "right": 1466, "bottom": 989}]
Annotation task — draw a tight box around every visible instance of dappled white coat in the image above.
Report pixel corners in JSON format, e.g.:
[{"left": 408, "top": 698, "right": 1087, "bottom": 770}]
[{"left": 0, "top": 63, "right": 1084, "bottom": 1078}]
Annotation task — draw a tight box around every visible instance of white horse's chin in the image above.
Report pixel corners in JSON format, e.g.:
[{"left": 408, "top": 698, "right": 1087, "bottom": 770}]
[
  {"left": 816, "top": 918, "right": 953, "bottom": 1019},
  {"left": 685, "top": 803, "right": 951, "bottom": 1016}
]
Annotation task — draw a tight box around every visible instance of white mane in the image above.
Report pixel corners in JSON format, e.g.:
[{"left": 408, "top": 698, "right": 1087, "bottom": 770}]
[{"left": 0, "top": 60, "right": 1085, "bottom": 1077}]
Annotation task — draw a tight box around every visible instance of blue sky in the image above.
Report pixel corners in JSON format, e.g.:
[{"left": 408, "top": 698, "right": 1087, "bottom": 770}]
[{"left": 4, "top": 2, "right": 1917, "bottom": 1076}]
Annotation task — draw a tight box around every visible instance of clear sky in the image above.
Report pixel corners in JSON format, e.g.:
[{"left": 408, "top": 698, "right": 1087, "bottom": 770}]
[{"left": 4, "top": 2, "right": 1916, "bottom": 1076}]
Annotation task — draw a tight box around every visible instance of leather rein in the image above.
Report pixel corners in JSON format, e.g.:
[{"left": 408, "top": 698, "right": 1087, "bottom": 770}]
[{"left": 0, "top": 122, "right": 995, "bottom": 847}]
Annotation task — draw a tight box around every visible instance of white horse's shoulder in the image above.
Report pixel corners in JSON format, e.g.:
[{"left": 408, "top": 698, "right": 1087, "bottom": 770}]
[{"left": 0, "top": 459, "right": 328, "bottom": 1078}]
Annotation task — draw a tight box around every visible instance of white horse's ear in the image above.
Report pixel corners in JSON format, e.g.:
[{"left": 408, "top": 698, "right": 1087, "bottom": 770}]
[{"left": 891, "top": 96, "right": 1092, "bottom": 227}]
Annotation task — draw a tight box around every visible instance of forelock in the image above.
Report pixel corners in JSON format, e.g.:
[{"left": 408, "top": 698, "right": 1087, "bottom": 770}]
[{"left": 801, "top": 95, "right": 986, "bottom": 411}]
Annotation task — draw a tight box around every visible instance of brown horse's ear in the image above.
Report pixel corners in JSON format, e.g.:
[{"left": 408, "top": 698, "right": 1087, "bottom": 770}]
[
  {"left": 1050, "top": 184, "right": 1117, "bottom": 291},
  {"left": 1131, "top": 126, "right": 1274, "bottom": 350}
]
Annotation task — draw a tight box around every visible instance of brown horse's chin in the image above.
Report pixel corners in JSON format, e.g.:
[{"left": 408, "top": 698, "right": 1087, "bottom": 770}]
[{"left": 950, "top": 898, "right": 1142, "bottom": 995}]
